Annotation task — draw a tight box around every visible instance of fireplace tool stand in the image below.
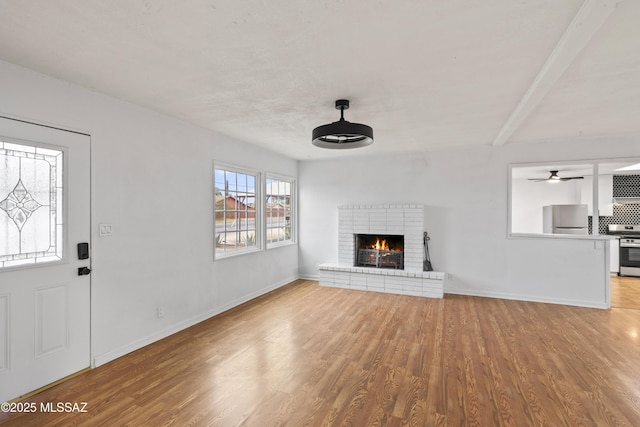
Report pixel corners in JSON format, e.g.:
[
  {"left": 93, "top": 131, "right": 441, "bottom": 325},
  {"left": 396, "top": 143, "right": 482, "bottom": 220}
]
[{"left": 423, "top": 231, "right": 433, "bottom": 271}]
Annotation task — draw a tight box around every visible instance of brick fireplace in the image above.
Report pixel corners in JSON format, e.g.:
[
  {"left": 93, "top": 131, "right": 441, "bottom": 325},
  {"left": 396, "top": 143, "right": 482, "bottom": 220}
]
[{"left": 319, "top": 204, "right": 444, "bottom": 298}]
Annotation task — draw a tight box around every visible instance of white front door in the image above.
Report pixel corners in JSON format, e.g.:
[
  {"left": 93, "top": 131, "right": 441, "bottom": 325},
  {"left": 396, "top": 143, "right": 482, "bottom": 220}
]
[{"left": 0, "top": 117, "right": 91, "bottom": 402}]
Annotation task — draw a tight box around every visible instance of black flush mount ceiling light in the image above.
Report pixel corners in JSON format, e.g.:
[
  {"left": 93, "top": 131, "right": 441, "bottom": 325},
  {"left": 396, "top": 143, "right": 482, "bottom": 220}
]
[{"left": 312, "top": 99, "right": 373, "bottom": 149}]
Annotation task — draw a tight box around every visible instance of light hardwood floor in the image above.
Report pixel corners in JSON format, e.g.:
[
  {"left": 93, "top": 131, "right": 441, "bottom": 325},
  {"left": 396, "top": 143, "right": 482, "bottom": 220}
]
[
  {"left": 610, "top": 275, "right": 640, "bottom": 310},
  {"left": 2, "top": 279, "right": 640, "bottom": 426}
]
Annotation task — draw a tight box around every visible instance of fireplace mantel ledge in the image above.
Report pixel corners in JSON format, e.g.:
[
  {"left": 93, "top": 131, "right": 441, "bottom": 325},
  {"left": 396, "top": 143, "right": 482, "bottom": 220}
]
[{"left": 318, "top": 263, "right": 445, "bottom": 280}]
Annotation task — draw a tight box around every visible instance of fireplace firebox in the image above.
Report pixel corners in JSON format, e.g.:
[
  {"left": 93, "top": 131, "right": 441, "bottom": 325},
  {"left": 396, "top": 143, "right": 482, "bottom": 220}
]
[{"left": 354, "top": 234, "right": 404, "bottom": 269}]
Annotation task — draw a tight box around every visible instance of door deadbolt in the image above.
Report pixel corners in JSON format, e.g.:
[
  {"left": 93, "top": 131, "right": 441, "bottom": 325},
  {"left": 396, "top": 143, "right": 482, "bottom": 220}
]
[{"left": 77, "top": 242, "right": 89, "bottom": 260}]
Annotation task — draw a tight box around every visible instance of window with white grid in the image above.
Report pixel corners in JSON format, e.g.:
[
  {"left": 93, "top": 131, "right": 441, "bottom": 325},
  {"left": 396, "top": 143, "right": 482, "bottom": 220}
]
[
  {"left": 214, "top": 163, "right": 261, "bottom": 258},
  {"left": 265, "top": 175, "right": 294, "bottom": 248}
]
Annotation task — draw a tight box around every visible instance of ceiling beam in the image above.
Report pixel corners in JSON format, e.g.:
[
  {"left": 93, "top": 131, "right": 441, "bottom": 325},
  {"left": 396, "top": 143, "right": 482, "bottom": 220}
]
[{"left": 491, "top": 0, "right": 621, "bottom": 146}]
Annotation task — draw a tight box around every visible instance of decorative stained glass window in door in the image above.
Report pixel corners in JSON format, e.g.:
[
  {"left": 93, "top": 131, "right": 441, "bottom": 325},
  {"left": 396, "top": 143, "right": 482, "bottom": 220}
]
[{"left": 0, "top": 141, "right": 63, "bottom": 268}]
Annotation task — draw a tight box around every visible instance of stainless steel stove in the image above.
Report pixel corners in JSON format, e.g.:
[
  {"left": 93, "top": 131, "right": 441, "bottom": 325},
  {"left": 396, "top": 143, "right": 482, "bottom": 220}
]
[{"left": 608, "top": 225, "right": 640, "bottom": 277}]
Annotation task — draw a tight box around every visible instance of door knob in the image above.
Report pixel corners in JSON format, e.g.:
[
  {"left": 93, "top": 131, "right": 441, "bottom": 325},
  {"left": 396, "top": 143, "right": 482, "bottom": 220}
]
[{"left": 78, "top": 267, "right": 91, "bottom": 276}]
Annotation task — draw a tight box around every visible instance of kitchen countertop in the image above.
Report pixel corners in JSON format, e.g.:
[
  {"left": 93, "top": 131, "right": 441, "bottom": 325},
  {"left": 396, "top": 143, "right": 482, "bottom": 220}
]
[{"left": 510, "top": 232, "right": 617, "bottom": 241}]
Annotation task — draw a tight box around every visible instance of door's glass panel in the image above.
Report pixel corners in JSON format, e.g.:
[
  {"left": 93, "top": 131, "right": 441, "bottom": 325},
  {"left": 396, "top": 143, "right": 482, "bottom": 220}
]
[{"left": 0, "top": 141, "right": 63, "bottom": 268}]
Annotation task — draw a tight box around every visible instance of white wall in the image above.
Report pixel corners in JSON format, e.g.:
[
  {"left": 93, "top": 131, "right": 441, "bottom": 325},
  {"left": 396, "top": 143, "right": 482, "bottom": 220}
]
[
  {"left": 0, "top": 60, "right": 298, "bottom": 365},
  {"left": 3, "top": 54, "right": 638, "bottom": 370},
  {"left": 511, "top": 178, "right": 582, "bottom": 233},
  {"left": 299, "top": 139, "right": 640, "bottom": 308}
]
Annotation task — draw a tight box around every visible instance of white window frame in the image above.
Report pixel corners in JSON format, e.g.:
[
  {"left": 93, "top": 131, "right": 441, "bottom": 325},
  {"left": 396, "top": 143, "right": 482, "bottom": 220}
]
[
  {"left": 265, "top": 173, "right": 296, "bottom": 249},
  {"left": 214, "top": 162, "right": 262, "bottom": 259}
]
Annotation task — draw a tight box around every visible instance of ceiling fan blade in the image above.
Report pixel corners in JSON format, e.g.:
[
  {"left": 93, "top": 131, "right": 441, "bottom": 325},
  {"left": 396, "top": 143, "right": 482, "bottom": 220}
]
[{"left": 527, "top": 171, "right": 584, "bottom": 181}]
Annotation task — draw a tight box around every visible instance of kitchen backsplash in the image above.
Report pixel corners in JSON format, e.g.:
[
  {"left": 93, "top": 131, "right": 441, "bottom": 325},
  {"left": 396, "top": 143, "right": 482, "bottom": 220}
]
[
  {"left": 589, "top": 174, "right": 640, "bottom": 234},
  {"left": 613, "top": 174, "right": 640, "bottom": 197}
]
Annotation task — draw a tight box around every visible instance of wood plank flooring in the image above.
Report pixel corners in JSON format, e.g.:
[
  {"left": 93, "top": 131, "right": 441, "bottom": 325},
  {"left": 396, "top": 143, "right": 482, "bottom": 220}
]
[
  {"left": 2, "top": 279, "right": 640, "bottom": 426},
  {"left": 610, "top": 275, "right": 640, "bottom": 310}
]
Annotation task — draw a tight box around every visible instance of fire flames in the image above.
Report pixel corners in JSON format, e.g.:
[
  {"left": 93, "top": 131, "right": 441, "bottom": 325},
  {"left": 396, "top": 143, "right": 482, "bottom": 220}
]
[
  {"left": 371, "top": 237, "right": 394, "bottom": 251},
  {"left": 374, "top": 238, "right": 388, "bottom": 251}
]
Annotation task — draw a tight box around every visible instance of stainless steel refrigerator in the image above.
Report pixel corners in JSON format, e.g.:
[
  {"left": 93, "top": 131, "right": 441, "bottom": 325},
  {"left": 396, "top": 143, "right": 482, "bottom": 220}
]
[{"left": 542, "top": 204, "right": 588, "bottom": 235}]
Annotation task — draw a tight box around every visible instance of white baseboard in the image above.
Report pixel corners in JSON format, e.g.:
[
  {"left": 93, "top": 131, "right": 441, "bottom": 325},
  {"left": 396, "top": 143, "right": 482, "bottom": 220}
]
[
  {"left": 92, "top": 276, "right": 297, "bottom": 367},
  {"left": 281, "top": 277, "right": 609, "bottom": 309},
  {"left": 444, "top": 288, "right": 609, "bottom": 309}
]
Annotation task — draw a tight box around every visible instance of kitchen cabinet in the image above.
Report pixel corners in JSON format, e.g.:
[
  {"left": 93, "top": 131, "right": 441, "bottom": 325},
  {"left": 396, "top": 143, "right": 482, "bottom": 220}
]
[{"left": 581, "top": 174, "right": 613, "bottom": 216}]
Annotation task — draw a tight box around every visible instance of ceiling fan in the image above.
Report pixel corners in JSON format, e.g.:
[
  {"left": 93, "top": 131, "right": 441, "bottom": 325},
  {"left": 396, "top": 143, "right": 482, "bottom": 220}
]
[{"left": 528, "top": 170, "right": 584, "bottom": 182}]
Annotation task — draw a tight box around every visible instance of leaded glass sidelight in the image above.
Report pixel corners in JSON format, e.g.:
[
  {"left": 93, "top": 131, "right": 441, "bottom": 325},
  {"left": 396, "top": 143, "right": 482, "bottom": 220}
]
[{"left": 0, "top": 141, "right": 64, "bottom": 268}]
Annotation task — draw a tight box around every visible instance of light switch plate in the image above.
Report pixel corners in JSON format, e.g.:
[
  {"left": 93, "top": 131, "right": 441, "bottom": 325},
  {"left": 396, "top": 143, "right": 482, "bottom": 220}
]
[{"left": 99, "top": 223, "right": 113, "bottom": 236}]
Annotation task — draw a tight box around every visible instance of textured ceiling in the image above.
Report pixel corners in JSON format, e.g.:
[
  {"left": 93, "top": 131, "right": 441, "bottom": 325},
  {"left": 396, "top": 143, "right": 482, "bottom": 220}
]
[{"left": 0, "top": 0, "right": 637, "bottom": 160}]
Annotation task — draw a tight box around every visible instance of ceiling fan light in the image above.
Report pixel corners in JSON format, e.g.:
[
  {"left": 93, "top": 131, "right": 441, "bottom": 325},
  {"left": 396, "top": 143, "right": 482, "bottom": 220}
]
[
  {"left": 312, "top": 100, "right": 374, "bottom": 149},
  {"left": 528, "top": 170, "right": 584, "bottom": 182}
]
